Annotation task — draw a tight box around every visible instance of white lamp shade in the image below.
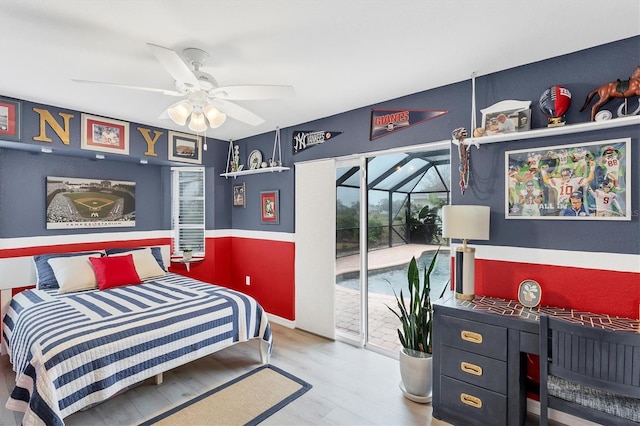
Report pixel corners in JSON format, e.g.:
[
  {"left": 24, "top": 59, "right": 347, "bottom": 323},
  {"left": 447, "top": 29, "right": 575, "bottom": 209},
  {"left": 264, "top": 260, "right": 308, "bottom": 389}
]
[
  {"left": 167, "top": 100, "right": 193, "bottom": 126},
  {"left": 188, "top": 111, "right": 208, "bottom": 132},
  {"left": 442, "top": 205, "right": 490, "bottom": 241},
  {"left": 204, "top": 105, "right": 227, "bottom": 128}
]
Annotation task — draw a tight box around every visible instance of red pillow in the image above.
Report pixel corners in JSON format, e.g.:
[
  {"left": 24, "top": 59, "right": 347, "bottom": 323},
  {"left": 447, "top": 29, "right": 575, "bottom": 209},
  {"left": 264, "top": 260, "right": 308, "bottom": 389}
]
[{"left": 89, "top": 254, "right": 142, "bottom": 290}]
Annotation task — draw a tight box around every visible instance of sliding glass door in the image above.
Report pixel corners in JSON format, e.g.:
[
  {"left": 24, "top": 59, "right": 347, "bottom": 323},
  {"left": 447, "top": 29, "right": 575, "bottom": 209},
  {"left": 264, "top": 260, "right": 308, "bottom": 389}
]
[{"left": 335, "top": 148, "right": 451, "bottom": 356}]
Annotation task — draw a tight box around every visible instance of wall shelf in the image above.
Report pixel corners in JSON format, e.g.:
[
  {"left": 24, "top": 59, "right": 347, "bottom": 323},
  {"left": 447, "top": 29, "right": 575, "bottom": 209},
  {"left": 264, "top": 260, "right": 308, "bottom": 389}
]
[
  {"left": 222, "top": 127, "right": 288, "bottom": 178},
  {"left": 452, "top": 115, "right": 640, "bottom": 148},
  {"left": 220, "top": 166, "right": 290, "bottom": 178}
]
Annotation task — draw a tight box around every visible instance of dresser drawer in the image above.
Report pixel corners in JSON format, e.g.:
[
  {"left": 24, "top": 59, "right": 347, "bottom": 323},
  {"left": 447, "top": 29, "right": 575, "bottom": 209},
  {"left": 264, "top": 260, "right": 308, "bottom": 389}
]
[
  {"left": 440, "top": 375, "right": 507, "bottom": 425},
  {"left": 439, "top": 314, "right": 507, "bottom": 360},
  {"left": 441, "top": 346, "right": 507, "bottom": 394}
]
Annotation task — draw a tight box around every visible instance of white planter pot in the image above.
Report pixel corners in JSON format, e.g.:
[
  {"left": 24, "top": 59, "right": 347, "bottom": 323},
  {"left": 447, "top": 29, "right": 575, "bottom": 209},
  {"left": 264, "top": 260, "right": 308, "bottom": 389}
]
[
  {"left": 399, "top": 348, "right": 433, "bottom": 402},
  {"left": 182, "top": 251, "right": 192, "bottom": 261}
]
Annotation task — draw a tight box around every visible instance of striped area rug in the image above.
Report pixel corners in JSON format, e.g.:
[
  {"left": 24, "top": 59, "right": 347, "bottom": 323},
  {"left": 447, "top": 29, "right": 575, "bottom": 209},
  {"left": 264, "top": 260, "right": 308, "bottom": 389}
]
[{"left": 140, "top": 365, "right": 312, "bottom": 425}]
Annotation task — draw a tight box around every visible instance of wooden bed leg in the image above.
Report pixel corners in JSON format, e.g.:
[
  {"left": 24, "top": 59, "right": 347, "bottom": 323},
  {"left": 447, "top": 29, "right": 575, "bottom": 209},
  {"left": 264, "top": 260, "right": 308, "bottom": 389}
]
[
  {"left": 260, "top": 340, "right": 271, "bottom": 365},
  {"left": 154, "top": 372, "right": 163, "bottom": 385}
]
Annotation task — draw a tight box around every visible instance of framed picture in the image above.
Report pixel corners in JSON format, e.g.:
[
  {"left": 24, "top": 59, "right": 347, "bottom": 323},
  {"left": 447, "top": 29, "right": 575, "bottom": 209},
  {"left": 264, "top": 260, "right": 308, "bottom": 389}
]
[
  {"left": 481, "top": 100, "right": 531, "bottom": 136},
  {"left": 260, "top": 190, "right": 279, "bottom": 224},
  {"left": 233, "top": 182, "right": 246, "bottom": 207},
  {"left": 81, "top": 114, "right": 130, "bottom": 155},
  {"left": 505, "top": 138, "right": 631, "bottom": 220},
  {"left": 0, "top": 98, "right": 21, "bottom": 141},
  {"left": 46, "top": 176, "right": 136, "bottom": 229},
  {"left": 168, "top": 131, "right": 202, "bottom": 164}
]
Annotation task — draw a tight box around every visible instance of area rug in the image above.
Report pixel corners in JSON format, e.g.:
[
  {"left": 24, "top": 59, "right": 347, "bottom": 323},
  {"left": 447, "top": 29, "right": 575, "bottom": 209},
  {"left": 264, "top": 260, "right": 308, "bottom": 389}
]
[{"left": 140, "top": 365, "right": 312, "bottom": 426}]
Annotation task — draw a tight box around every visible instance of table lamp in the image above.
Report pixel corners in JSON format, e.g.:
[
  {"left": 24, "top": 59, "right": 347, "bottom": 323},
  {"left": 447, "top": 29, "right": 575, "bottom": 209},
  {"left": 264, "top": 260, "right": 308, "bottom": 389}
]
[{"left": 442, "top": 205, "right": 490, "bottom": 300}]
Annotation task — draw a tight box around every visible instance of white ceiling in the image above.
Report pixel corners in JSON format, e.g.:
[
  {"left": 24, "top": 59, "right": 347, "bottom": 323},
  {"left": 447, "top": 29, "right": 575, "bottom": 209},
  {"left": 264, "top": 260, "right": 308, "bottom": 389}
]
[{"left": 1, "top": 0, "right": 638, "bottom": 142}]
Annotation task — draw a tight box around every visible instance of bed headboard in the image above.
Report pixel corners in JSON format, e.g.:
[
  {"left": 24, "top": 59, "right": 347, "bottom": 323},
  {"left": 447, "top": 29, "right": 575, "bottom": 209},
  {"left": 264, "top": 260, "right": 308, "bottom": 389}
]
[
  {"left": 0, "top": 246, "right": 171, "bottom": 327},
  {"left": 0, "top": 246, "right": 171, "bottom": 291}
]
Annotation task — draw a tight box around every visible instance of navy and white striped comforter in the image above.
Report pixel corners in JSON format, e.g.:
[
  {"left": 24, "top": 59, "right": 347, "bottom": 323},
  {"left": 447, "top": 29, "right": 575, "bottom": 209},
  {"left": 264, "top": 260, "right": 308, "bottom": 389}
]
[{"left": 2, "top": 273, "right": 272, "bottom": 426}]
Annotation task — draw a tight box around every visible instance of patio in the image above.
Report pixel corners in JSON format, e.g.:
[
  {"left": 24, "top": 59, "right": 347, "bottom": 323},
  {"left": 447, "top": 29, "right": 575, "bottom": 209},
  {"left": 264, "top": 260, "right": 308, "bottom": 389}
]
[{"left": 335, "top": 244, "right": 446, "bottom": 353}]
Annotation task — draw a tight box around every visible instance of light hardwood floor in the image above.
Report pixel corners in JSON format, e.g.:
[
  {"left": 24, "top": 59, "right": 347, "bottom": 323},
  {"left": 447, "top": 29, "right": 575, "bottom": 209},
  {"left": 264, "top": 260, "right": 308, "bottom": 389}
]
[{"left": 0, "top": 323, "right": 548, "bottom": 425}]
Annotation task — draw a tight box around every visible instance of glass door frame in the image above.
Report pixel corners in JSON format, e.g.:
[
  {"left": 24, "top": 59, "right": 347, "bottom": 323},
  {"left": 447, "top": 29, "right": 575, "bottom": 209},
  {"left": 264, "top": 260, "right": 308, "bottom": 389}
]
[{"left": 335, "top": 157, "right": 368, "bottom": 347}]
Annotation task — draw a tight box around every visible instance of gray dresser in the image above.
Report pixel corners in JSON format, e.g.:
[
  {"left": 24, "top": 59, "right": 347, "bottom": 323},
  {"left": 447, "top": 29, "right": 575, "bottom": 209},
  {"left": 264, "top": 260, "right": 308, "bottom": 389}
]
[{"left": 432, "top": 295, "right": 639, "bottom": 426}]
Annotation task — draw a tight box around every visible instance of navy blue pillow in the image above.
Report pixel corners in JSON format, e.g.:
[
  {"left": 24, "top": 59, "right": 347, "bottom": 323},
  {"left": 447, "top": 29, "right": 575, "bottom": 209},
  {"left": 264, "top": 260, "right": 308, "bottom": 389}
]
[
  {"left": 34, "top": 251, "right": 105, "bottom": 290},
  {"left": 104, "top": 247, "right": 166, "bottom": 272}
]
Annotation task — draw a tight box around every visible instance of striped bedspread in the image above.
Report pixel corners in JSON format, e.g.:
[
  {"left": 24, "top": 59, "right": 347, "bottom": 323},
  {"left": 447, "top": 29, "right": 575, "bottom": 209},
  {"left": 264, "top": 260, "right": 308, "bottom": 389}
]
[{"left": 2, "top": 273, "right": 272, "bottom": 426}]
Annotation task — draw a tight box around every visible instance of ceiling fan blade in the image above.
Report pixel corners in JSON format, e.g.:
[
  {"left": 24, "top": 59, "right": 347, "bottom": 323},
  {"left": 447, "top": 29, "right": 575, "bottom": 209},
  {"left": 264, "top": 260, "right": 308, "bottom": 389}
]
[
  {"left": 211, "top": 85, "right": 295, "bottom": 100},
  {"left": 147, "top": 43, "right": 200, "bottom": 89},
  {"left": 72, "top": 79, "right": 183, "bottom": 96},
  {"left": 213, "top": 99, "right": 265, "bottom": 126}
]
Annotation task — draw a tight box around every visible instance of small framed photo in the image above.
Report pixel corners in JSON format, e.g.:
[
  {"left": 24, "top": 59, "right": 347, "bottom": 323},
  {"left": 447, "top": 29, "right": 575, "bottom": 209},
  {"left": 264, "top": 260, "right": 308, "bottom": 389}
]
[
  {"left": 481, "top": 100, "right": 531, "bottom": 136},
  {"left": 0, "top": 98, "right": 21, "bottom": 141},
  {"left": 168, "top": 131, "right": 202, "bottom": 164},
  {"left": 260, "top": 190, "right": 279, "bottom": 224},
  {"left": 233, "top": 182, "right": 246, "bottom": 207},
  {"left": 81, "top": 114, "right": 130, "bottom": 155}
]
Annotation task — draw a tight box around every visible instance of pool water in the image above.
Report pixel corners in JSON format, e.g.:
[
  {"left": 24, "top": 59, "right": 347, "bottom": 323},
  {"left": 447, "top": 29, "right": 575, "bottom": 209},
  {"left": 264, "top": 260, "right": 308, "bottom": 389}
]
[{"left": 336, "top": 250, "right": 451, "bottom": 297}]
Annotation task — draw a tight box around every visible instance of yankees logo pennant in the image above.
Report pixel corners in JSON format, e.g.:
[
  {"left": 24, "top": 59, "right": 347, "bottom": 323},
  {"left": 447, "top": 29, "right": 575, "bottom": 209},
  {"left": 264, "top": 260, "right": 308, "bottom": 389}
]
[{"left": 292, "top": 130, "right": 343, "bottom": 154}]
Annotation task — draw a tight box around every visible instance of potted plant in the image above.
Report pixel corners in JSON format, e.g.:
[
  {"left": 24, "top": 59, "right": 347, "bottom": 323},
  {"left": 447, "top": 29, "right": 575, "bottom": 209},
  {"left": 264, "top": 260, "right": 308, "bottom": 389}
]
[
  {"left": 182, "top": 248, "right": 193, "bottom": 261},
  {"left": 387, "top": 248, "right": 446, "bottom": 401}
]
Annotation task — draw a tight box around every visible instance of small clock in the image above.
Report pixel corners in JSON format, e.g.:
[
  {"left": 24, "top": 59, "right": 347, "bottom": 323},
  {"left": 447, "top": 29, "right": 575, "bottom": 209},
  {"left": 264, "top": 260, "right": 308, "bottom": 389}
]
[
  {"left": 518, "top": 279, "right": 542, "bottom": 308},
  {"left": 248, "top": 150, "right": 262, "bottom": 170}
]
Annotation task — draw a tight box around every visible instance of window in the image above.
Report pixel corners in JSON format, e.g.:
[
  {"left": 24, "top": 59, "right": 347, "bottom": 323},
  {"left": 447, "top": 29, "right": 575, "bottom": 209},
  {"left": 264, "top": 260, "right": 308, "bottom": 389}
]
[{"left": 171, "top": 167, "right": 205, "bottom": 257}]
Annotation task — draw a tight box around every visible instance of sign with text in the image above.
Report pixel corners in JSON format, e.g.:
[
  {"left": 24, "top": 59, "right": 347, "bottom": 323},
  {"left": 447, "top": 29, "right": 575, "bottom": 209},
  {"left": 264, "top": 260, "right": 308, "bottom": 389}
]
[
  {"left": 292, "top": 130, "right": 342, "bottom": 154},
  {"left": 369, "top": 109, "right": 448, "bottom": 140}
]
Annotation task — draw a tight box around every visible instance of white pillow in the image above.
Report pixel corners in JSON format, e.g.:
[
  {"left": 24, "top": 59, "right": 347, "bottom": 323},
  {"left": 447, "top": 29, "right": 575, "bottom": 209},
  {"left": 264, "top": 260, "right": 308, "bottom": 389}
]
[
  {"left": 109, "top": 247, "right": 166, "bottom": 279},
  {"left": 48, "top": 254, "right": 102, "bottom": 294}
]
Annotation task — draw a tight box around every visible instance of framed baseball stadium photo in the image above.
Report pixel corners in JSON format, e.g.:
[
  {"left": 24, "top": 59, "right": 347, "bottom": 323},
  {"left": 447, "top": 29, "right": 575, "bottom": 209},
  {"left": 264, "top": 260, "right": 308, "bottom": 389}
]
[
  {"left": 505, "top": 138, "right": 631, "bottom": 220},
  {"left": 46, "top": 176, "right": 136, "bottom": 229},
  {"left": 168, "top": 131, "right": 202, "bottom": 164}
]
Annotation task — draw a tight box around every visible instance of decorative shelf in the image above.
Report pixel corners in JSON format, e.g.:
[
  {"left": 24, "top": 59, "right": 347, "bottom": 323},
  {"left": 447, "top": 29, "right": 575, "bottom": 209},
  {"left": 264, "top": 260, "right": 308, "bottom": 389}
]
[
  {"left": 222, "top": 127, "right": 288, "bottom": 178},
  {"left": 170, "top": 257, "right": 204, "bottom": 272},
  {"left": 452, "top": 115, "right": 640, "bottom": 148},
  {"left": 220, "top": 166, "right": 290, "bottom": 178}
]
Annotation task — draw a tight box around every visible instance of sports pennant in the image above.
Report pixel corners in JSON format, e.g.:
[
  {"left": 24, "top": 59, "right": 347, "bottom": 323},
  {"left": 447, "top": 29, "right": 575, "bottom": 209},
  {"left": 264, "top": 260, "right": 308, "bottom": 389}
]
[
  {"left": 292, "top": 130, "right": 343, "bottom": 154},
  {"left": 369, "top": 109, "right": 448, "bottom": 140}
]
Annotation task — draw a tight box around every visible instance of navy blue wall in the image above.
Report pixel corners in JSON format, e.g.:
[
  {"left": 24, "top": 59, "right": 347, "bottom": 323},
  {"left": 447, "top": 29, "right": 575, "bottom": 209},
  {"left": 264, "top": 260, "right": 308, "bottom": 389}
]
[
  {"left": 232, "top": 36, "right": 639, "bottom": 256},
  {"left": 1, "top": 36, "right": 637, "bottom": 245},
  {"left": 0, "top": 96, "right": 232, "bottom": 238},
  {"left": 0, "top": 149, "right": 168, "bottom": 236}
]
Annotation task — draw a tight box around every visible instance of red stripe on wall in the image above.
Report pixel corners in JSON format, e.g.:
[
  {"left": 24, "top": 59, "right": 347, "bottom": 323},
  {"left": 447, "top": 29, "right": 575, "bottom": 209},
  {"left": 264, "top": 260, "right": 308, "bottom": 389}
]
[
  {"left": 168, "top": 236, "right": 294, "bottom": 320},
  {"left": 475, "top": 259, "right": 639, "bottom": 319},
  {"left": 229, "top": 238, "right": 295, "bottom": 321}
]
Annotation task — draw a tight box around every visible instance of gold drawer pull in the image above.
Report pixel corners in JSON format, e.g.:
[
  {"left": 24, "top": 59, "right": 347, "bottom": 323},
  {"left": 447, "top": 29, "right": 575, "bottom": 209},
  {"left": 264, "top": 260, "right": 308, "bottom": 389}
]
[
  {"left": 461, "top": 361, "right": 483, "bottom": 376},
  {"left": 460, "top": 393, "right": 483, "bottom": 409},
  {"left": 461, "top": 330, "right": 483, "bottom": 344}
]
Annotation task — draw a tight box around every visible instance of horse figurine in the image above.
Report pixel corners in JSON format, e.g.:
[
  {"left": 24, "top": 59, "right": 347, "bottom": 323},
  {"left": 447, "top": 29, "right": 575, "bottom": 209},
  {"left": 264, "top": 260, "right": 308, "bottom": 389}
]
[{"left": 580, "top": 65, "right": 640, "bottom": 121}]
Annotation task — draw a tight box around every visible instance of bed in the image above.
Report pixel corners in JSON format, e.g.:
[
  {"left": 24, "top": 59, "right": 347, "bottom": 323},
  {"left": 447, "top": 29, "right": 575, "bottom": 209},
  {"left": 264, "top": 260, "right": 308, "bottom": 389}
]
[{"left": 1, "top": 247, "right": 272, "bottom": 426}]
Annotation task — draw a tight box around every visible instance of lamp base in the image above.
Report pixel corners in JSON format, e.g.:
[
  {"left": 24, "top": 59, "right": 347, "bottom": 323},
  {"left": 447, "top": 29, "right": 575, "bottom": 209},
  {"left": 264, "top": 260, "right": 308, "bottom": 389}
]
[
  {"left": 455, "top": 292, "right": 475, "bottom": 301},
  {"left": 455, "top": 247, "right": 476, "bottom": 299}
]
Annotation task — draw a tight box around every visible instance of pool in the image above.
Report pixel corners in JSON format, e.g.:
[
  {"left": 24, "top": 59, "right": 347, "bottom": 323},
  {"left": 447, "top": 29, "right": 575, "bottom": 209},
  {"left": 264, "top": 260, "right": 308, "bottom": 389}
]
[{"left": 336, "top": 249, "right": 451, "bottom": 296}]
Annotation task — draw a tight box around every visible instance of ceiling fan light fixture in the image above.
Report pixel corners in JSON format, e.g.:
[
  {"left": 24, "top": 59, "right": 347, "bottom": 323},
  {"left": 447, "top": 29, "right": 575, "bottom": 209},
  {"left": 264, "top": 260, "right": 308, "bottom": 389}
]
[
  {"left": 188, "top": 111, "right": 208, "bottom": 132},
  {"left": 204, "top": 104, "right": 227, "bottom": 128},
  {"left": 168, "top": 100, "right": 193, "bottom": 126}
]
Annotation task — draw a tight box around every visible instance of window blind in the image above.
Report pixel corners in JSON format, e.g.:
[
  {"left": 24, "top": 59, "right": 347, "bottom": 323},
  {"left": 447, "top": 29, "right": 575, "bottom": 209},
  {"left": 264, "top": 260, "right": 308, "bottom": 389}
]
[{"left": 171, "top": 167, "right": 205, "bottom": 256}]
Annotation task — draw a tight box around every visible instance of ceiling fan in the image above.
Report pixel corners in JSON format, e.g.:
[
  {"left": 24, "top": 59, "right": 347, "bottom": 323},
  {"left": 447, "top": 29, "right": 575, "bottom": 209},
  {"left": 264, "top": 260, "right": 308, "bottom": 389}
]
[{"left": 72, "top": 43, "right": 295, "bottom": 132}]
